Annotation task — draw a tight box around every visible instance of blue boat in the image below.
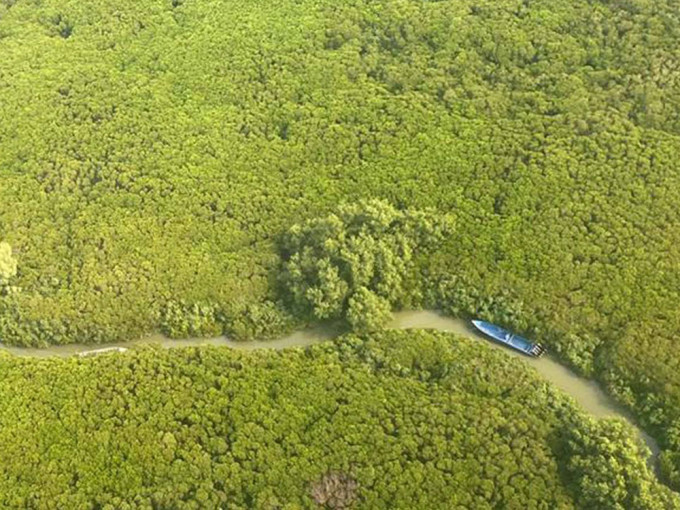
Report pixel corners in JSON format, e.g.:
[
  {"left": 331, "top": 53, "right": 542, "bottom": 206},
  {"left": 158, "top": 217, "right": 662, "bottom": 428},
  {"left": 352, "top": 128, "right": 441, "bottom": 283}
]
[{"left": 471, "top": 320, "right": 546, "bottom": 357}]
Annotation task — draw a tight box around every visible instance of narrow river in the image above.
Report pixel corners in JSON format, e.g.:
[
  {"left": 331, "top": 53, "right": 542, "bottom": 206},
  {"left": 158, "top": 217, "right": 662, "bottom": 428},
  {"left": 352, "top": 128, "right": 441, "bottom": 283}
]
[{"left": 0, "top": 309, "right": 660, "bottom": 468}]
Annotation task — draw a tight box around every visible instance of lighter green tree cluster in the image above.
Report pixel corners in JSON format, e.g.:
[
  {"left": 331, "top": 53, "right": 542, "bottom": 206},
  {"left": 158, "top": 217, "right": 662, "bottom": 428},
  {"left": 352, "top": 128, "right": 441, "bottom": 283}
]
[
  {"left": 282, "top": 200, "right": 453, "bottom": 331},
  {"left": 0, "top": 242, "right": 17, "bottom": 285}
]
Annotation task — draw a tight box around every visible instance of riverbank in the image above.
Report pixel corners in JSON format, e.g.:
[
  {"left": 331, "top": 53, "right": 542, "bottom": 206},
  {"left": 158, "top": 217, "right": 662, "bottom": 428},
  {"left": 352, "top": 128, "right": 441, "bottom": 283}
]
[{"left": 0, "top": 308, "right": 661, "bottom": 471}]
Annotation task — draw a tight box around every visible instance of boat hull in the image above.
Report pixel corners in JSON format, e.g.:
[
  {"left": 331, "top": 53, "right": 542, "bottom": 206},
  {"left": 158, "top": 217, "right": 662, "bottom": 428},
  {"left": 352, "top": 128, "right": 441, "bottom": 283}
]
[{"left": 471, "top": 320, "right": 545, "bottom": 357}]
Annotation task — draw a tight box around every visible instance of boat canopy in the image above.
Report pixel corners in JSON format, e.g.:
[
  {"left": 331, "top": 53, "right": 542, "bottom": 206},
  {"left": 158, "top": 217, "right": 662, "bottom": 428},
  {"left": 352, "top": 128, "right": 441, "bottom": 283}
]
[{"left": 472, "top": 320, "right": 546, "bottom": 358}]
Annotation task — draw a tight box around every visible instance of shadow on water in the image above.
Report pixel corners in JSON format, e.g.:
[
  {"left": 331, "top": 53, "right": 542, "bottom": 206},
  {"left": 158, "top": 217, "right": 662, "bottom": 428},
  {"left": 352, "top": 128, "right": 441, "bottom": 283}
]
[{"left": 0, "top": 309, "right": 660, "bottom": 472}]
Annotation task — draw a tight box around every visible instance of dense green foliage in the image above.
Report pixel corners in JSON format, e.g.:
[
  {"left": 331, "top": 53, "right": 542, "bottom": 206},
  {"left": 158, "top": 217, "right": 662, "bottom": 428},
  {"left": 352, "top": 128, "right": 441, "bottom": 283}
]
[
  {"left": 596, "top": 325, "right": 680, "bottom": 490},
  {"left": 281, "top": 200, "right": 451, "bottom": 331},
  {"left": 3, "top": 0, "right": 680, "bottom": 495},
  {"left": 0, "top": 330, "right": 676, "bottom": 509},
  {"left": 562, "top": 418, "right": 679, "bottom": 510}
]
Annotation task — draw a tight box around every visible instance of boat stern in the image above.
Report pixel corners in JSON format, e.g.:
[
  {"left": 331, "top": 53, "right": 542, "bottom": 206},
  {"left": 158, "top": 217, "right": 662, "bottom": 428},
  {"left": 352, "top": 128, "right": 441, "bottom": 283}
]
[{"left": 530, "top": 344, "right": 546, "bottom": 357}]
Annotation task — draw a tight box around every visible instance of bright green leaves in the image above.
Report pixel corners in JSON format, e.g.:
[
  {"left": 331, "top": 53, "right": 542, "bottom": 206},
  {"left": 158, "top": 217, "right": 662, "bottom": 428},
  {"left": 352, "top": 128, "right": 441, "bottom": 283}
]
[
  {"left": 304, "top": 257, "right": 349, "bottom": 320},
  {"left": 0, "top": 242, "right": 17, "bottom": 286},
  {"left": 347, "top": 287, "right": 391, "bottom": 333},
  {"left": 281, "top": 200, "right": 453, "bottom": 331}
]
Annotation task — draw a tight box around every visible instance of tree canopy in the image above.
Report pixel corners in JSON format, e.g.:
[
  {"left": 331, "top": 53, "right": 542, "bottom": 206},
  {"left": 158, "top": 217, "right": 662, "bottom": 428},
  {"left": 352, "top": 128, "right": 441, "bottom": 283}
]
[
  {"left": 563, "top": 418, "right": 678, "bottom": 510},
  {"left": 2, "top": 0, "right": 680, "bottom": 497},
  {"left": 281, "top": 200, "right": 452, "bottom": 331}
]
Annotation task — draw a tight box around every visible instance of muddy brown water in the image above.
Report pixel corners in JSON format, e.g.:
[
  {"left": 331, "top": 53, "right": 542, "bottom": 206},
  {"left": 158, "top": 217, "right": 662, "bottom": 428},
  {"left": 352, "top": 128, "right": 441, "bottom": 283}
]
[{"left": 0, "top": 309, "right": 661, "bottom": 469}]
